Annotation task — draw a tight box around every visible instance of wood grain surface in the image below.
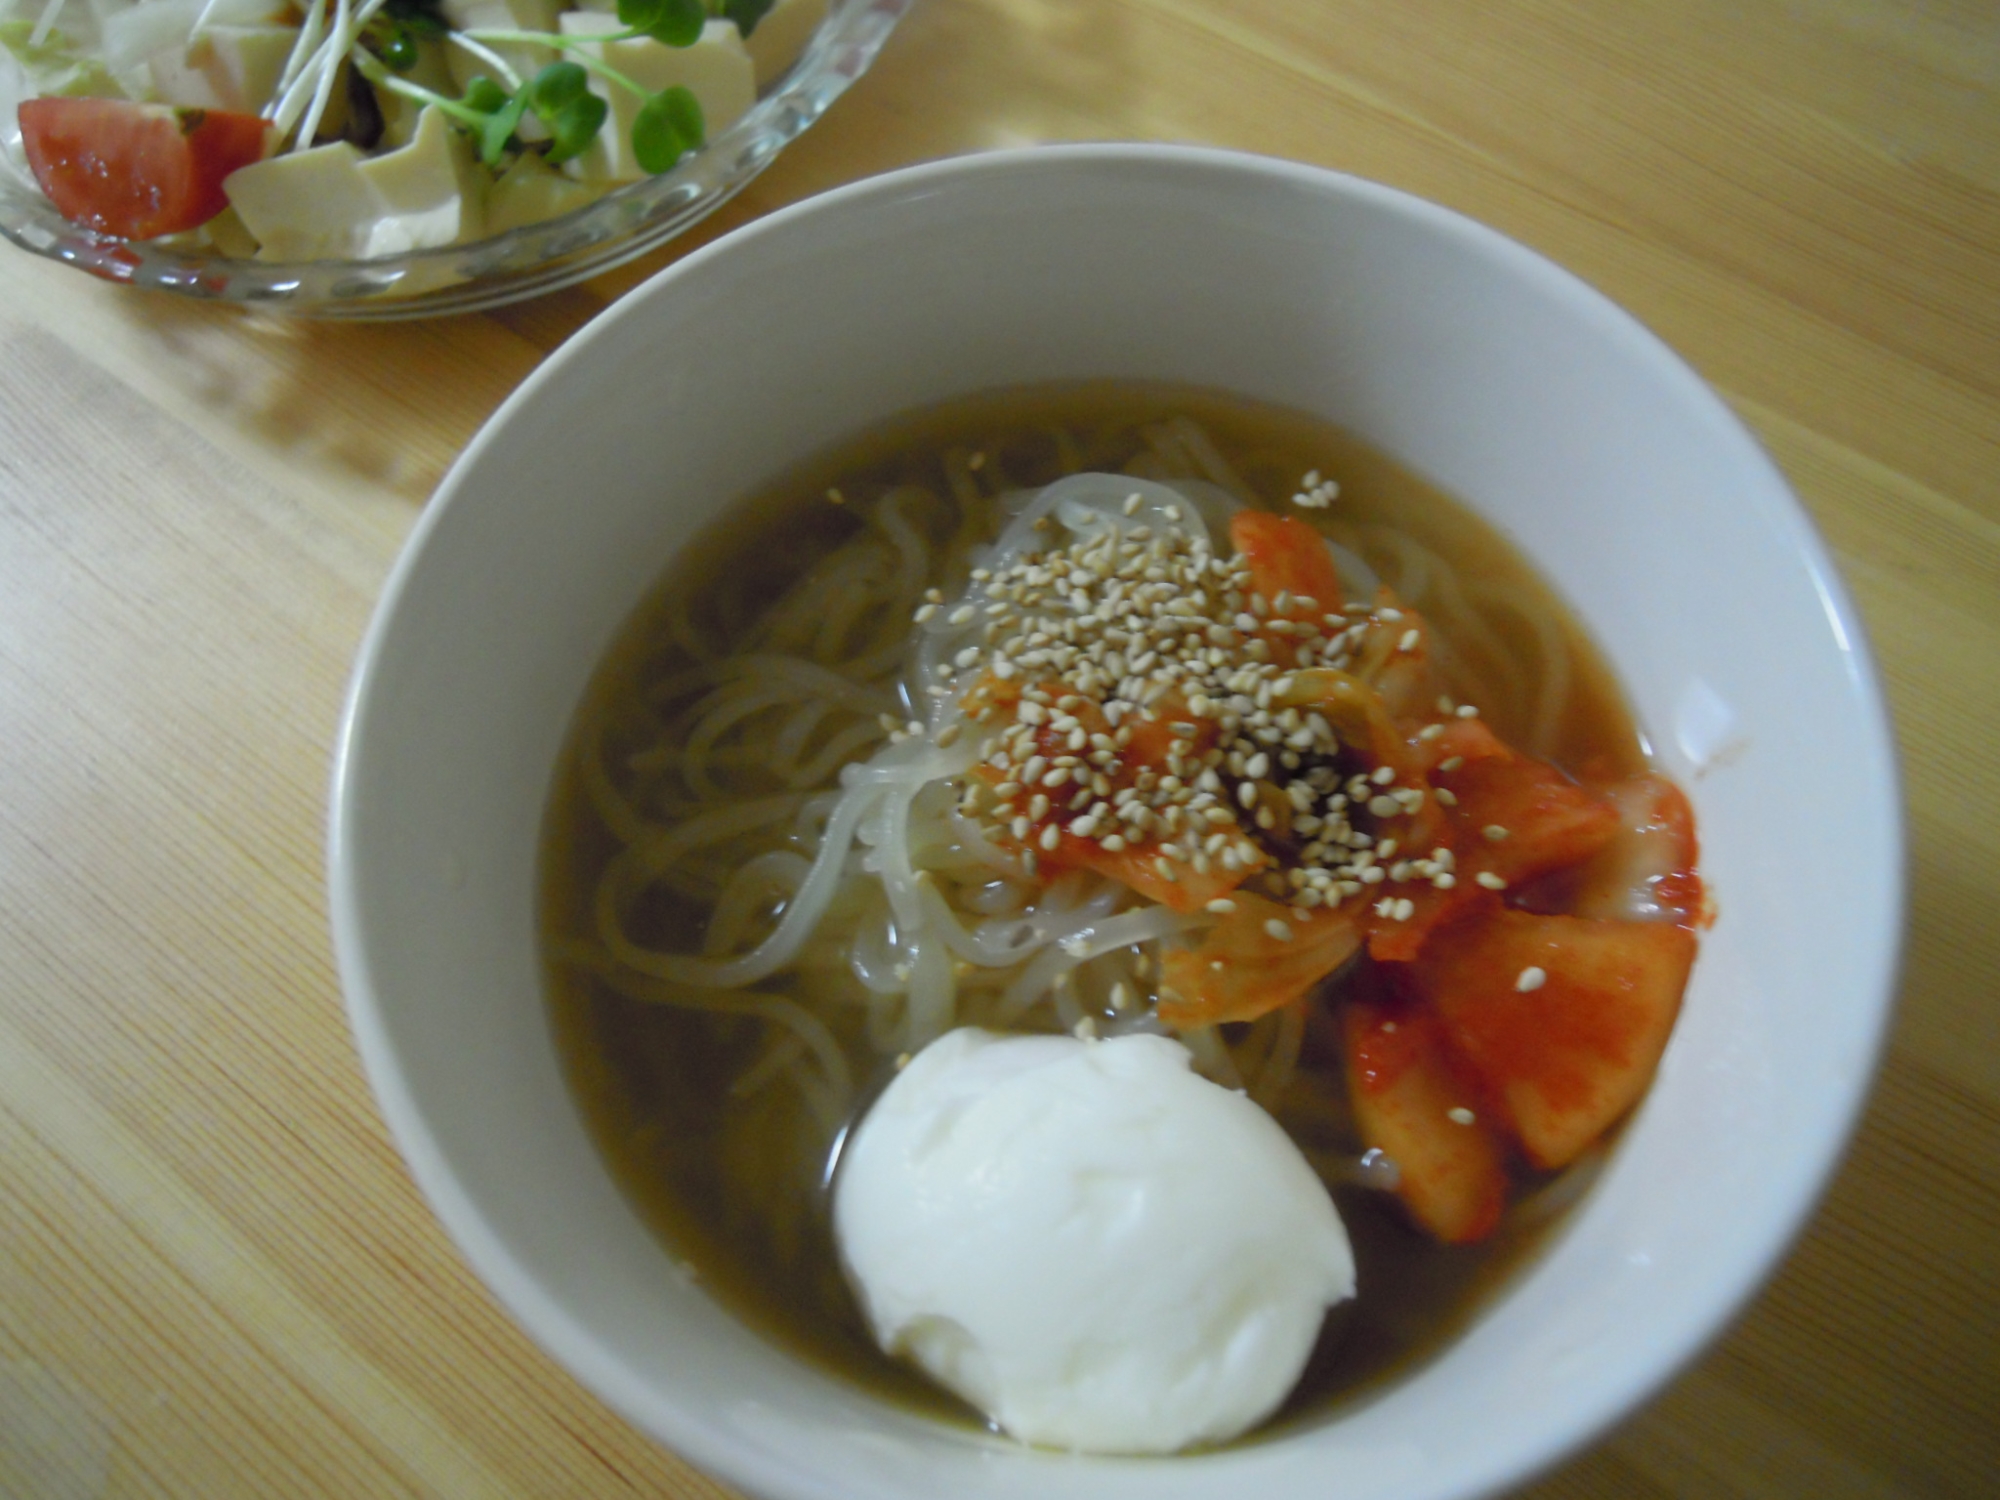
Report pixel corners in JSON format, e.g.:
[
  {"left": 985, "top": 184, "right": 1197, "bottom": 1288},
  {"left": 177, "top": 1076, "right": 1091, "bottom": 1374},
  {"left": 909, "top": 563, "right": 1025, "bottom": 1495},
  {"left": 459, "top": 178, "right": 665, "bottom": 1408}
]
[{"left": 2, "top": 1, "right": 1996, "bottom": 1495}]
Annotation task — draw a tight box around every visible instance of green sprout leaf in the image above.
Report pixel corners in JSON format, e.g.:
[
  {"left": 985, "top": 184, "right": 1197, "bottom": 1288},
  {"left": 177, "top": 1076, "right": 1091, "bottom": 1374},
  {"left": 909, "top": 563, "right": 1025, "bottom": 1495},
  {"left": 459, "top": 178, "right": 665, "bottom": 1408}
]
[
  {"left": 479, "top": 89, "right": 531, "bottom": 166},
  {"left": 631, "top": 83, "right": 703, "bottom": 172},
  {"left": 544, "top": 92, "right": 608, "bottom": 163},
  {"left": 617, "top": 0, "right": 705, "bottom": 47},
  {"left": 522, "top": 62, "right": 606, "bottom": 164},
  {"left": 526, "top": 59, "right": 589, "bottom": 114},
  {"left": 460, "top": 75, "right": 511, "bottom": 116}
]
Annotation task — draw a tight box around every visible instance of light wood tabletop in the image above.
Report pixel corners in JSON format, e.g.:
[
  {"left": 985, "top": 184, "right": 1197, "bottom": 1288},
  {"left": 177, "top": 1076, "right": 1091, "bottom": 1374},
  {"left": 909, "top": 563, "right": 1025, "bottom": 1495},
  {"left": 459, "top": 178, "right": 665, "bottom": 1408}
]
[{"left": 2, "top": 1, "right": 1995, "bottom": 1495}]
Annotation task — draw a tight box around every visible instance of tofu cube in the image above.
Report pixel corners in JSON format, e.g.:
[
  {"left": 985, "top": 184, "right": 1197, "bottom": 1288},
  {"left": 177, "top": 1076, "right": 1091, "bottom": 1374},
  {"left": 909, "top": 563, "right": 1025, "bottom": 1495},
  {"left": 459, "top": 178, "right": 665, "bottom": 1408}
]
[
  {"left": 484, "top": 152, "right": 606, "bottom": 234},
  {"left": 146, "top": 24, "right": 298, "bottom": 114},
  {"left": 224, "top": 107, "right": 485, "bottom": 260},
  {"left": 357, "top": 104, "right": 485, "bottom": 254},
  {"left": 224, "top": 142, "right": 386, "bottom": 260}
]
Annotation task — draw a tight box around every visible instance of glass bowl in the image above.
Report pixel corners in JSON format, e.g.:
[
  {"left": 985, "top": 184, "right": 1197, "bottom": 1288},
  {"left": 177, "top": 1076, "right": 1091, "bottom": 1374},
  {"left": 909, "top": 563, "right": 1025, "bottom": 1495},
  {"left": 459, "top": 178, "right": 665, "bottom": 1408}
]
[{"left": 0, "top": 0, "right": 910, "bottom": 318}]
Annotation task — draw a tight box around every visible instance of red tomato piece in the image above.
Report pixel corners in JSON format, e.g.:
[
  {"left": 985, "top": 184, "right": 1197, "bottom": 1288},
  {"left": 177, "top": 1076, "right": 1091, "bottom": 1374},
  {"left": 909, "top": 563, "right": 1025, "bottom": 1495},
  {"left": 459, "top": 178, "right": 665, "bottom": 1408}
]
[
  {"left": 19, "top": 97, "right": 269, "bottom": 240},
  {"left": 1343, "top": 995, "right": 1508, "bottom": 1243},
  {"left": 1415, "top": 901, "right": 1694, "bottom": 1170}
]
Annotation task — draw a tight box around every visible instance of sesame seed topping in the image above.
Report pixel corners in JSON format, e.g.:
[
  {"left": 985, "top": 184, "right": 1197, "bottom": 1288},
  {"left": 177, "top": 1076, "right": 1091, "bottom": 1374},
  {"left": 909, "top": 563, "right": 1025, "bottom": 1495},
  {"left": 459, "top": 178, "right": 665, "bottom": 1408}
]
[
  {"left": 1264, "top": 918, "right": 1294, "bottom": 942},
  {"left": 1516, "top": 966, "right": 1547, "bottom": 992},
  {"left": 1446, "top": 1107, "right": 1477, "bottom": 1125}
]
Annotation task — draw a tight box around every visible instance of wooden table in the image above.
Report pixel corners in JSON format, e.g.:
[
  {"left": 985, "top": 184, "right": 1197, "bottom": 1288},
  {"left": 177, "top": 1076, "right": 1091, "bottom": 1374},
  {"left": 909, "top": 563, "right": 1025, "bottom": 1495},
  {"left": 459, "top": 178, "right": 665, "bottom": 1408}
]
[{"left": 3, "top": 1, "right": 1995, "bottom": 1495}]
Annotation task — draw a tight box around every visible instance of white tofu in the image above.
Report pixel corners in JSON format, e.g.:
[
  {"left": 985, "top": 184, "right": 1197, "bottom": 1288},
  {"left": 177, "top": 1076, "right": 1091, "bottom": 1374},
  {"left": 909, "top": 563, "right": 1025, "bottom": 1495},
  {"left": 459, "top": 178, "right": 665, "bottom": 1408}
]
[
  {"left": 743, "top": 0, "right": 825, "bottom": 89},
  {"left": 224, "top": 108, "right": 484, "bottom": 260},
  {"left": 223, "top": 141, "right": 385, "bottom": 260},
  {"left": 145, "top": 24, "right": 297, "bottom": 114},
  {"left": 556, "top": 16, "right": 752, "bottom": 183},
  {"left": 441, "top": 0, "right": 563, "bottom": 98},
  {"left": 357, "top": 103, "right": 484, "bottom": 254},
  {"left": 483, "top": 152, "right": 605, "bottom": 235}
]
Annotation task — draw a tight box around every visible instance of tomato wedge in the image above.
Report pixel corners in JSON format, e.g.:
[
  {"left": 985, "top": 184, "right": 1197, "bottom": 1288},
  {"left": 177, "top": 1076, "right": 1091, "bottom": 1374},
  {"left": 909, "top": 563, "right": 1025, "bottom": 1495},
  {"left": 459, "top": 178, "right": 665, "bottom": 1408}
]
[{"left": 19, "top": 98, "right": 269, "bottom": 240}]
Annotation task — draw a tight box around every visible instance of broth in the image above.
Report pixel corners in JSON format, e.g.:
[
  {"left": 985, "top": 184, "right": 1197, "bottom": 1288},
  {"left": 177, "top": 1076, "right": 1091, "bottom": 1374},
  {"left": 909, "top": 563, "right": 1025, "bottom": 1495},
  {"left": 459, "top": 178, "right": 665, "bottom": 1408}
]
[{"left": 540, "top": 383, "right": 1651, "bottom": 1432}]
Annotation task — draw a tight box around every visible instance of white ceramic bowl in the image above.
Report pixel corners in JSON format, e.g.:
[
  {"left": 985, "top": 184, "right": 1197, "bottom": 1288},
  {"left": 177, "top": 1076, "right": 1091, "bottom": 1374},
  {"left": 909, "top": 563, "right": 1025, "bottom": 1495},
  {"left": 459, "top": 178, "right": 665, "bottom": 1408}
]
[{"left": 329, "top": 145, "right": 1902, "bottom": 1500}]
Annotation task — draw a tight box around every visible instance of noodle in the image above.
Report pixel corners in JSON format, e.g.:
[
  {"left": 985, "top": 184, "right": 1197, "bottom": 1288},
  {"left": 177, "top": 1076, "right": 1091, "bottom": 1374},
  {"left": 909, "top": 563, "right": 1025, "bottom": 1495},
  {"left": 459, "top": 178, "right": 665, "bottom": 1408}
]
[
  {"left": 569, "top": 404, "right": 1603, "bottom": 1130},
  {"left": 542, "top": 382, "right": 1655, "bottom": 1419}
]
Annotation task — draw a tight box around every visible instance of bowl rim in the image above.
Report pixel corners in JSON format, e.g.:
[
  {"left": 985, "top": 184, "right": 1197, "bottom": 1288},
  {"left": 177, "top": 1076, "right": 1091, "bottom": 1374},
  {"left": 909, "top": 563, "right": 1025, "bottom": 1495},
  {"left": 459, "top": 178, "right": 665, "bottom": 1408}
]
[{"left": 328, "top": 141, "right": 1906, "bottom": 1499}]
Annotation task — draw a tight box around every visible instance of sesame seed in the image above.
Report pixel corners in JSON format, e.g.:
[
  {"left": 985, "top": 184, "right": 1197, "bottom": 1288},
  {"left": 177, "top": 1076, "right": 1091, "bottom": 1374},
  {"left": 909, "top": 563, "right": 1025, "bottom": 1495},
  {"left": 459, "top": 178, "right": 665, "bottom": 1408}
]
[
  {"left": 1484, "top": 824, "right": 1511, "bottom": 842},
  {"left": 1476, "top": 871, "right": 1507, "bottom": 890},
  {"left": 1264, "top": 919, "right": 1294, "bottom": 942},
  {"left": 1516, "top": 966, "right": 1547, "bottom": 992},
  {"left": 1447, "top": 1107, "right": 1476, "bottom": 1125}
]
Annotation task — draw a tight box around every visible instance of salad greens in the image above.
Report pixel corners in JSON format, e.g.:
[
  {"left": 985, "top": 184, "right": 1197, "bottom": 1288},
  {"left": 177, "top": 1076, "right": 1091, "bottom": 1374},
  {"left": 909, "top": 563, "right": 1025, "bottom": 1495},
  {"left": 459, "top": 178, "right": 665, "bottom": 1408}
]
[{"left": 356, "top": 0, "right": 719, "bottom": 172}]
